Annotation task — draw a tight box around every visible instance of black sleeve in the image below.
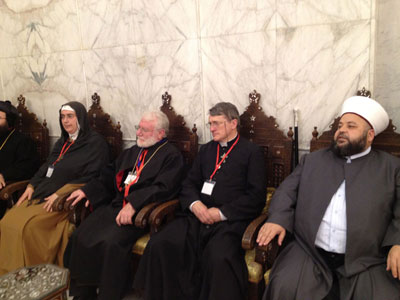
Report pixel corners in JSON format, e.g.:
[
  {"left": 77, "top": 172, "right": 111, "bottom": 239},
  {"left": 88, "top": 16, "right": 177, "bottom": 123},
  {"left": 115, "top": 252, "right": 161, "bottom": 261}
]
[
  {"left": 219, "top": 145, "right": 267, "bottom": 221},
  {"left": 1, "top": 135, "right": 39, "bottom": 181},
  {"left": 81, "top": 160, "right": 116, "bottom": 209},
  {"left": 179, "top": 146, "right": 205, "bottom": 211},
  {"left": 266, "top": 154, "right": 306, "bottom": 233}
]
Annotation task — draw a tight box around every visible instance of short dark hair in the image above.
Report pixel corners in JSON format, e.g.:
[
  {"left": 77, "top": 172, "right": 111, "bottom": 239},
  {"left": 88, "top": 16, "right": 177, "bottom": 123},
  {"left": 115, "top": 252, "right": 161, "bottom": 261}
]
[{"left": 209, "top": 102, "right": 240, "bottom": 126}]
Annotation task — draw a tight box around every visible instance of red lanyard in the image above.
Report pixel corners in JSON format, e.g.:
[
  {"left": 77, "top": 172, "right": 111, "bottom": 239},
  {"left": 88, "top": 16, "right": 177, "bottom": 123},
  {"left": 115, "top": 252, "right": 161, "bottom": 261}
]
[
  {"left": 53, "top": 140, "right": 74, "bottom": 165},
  {"left": 123, "top": 150, "right": 148, "bottom": 206},
  {"left": 209, "top": 135, "right": 240, "bottom": 180}
]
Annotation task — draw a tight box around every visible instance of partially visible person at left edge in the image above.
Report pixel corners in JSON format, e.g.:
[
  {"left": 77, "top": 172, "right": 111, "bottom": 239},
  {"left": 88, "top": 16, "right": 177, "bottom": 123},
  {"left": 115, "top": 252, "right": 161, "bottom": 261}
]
[
  {"left": 0, "top": 101, "right": 109, "bottom": 275},
  {"left": 0, "top": 100, "right": 39, "bottom": 218}
]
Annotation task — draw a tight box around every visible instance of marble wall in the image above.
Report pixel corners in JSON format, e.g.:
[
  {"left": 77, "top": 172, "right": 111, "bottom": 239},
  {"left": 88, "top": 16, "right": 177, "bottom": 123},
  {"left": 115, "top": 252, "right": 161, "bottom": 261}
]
[
  {"left": 375, "top": 0, "right": 400, "bottom": 126},
  {"left": 0, "top": 0, "right": 394, "bottom": 151}
]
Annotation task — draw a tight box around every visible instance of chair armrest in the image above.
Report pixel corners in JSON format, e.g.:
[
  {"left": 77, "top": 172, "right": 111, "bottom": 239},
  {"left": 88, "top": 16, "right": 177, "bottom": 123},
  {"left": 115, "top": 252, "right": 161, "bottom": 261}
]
[
  {"left": 135, "top": 202, "right": 160, "bottom": 229},
  {"left": 51, "top": 184, "right": 85, "bottom": 212},
  {"left": 242, "top": 214, "right": 268, "bottom": 250},
  {"left": 255, "top": 237, "right": 280, "bottom": 270},
  {"left": 0, "top": 180, "right": 30, "bottom": 201},
  {"left": 149, "top": 199, "right": 180, "bottom": 234}
]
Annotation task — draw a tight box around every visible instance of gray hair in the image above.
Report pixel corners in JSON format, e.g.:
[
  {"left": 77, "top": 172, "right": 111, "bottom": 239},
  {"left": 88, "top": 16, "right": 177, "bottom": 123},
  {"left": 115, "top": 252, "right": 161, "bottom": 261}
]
[
  {"left": 209, "top": 102, "right": 240, "bottom": 126},
  {"left": 141, "top": 111, "right": 169, "bottom": 137}
]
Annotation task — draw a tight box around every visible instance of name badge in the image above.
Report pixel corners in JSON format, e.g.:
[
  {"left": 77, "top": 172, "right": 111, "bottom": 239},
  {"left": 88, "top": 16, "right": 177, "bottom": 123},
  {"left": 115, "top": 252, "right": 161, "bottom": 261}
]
[
  {"left": 124, "top": 171, "right": 137, "bottom": 185},
  {"left": 201, "top": 180, "right": 216, "bottom": 196},
  {"left": 46, "top": 165, "right": 54, "bottom": 178}
]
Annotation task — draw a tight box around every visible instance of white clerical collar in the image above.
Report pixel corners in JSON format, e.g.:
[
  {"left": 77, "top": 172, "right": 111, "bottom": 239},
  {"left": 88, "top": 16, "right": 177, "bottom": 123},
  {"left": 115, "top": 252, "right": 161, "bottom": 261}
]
[
  {"left": 69, "top": 129, "right": 79, "bottom": 141},
  {"left": 346, "top": 146, "right": 371, "bottom": 163},
  {"left": 219, "top": 134, "right": 238, "bottom": 147}
]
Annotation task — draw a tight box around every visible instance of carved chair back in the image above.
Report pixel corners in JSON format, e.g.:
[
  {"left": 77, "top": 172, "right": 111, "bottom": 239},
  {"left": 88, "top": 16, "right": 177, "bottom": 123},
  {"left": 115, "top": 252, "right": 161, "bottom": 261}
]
[
  {"left": 160, "top": 92, "right": 198, "bottom": 171},
  {"left": 310, "top": 89, "right": 400, "bottom": 157},
  {"left": 87, "top": 93, "right": 123, "bottom": 161},
  {"left": 15, "top": 95, "right": 50, "bottom": 165},
  {"left": 240, "top": 90, "right": 293, "bottom": 188}
]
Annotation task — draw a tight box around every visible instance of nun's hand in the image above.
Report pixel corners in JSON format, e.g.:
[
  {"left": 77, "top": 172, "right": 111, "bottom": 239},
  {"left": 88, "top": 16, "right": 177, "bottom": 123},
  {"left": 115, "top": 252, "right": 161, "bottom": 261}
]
[
  {"left": 116, "top": 202, "right": 136, "bottom": 226},
  {"left": 67, "top": 189, "right": 87, "bottom": 207},
  {"left": 16, "top": 185, "right": 34, "bottom": 206},
  {"left": 43, "top": 193, "right": 59, "bottom": 212},
  {"left": 387, "top": 245, "right": 400, "bottom": 279}
]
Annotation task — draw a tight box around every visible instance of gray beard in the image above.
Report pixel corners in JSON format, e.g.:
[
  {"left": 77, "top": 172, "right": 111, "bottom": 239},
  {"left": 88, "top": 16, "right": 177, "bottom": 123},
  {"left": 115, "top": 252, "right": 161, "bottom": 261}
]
[{"left": 137, "top": 136, "right": 158, "bottom": 148}]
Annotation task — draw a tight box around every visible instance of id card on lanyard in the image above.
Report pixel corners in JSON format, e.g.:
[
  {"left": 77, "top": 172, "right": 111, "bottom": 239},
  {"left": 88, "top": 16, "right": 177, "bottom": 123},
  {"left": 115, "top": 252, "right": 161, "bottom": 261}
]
[
  {"left": 47, "top": 140, "right": 74, "bottom": 178},
  {"left": 201, "top": 135, "right": 239, "bottom": 196}
]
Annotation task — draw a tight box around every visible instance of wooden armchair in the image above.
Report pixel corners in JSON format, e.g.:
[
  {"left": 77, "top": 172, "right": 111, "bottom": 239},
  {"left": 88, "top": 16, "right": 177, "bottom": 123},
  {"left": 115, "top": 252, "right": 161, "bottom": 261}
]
[
  {"left": 239, "top": 90, "right": 293, "bottom": 300},
  {"left": 132, "top": 92, "right": 198, "bottom": 257},
  {"left": 0, "top": 95, "right": 49, "bottom": 208}
]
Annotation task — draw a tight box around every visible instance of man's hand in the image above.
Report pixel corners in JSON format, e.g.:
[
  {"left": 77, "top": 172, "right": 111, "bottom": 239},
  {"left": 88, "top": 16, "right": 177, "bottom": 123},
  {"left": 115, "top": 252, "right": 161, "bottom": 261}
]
[
  {"left": 192, "top": 201, "right": 214, "bottom": 224},
  {"left": 0, "top": 174, "right": 6, "bottom": 189},
  {"left": 208, "top": 207, "right": 222, "bottom": 223},
  {"left": 16, "top": 185, "right": 34, "bottom": 206},
  {"left": 257, "top": 222, "right": 286, "bottom": 246},
  {"left": 115, "top": 202, "right": 136, "bottom": 226},
  {"left": 387, "top": 245, "right": 400, "bottom": 279},
  {"left": 67, "top": 189, "right": 87, "bottom": 207},
  {"left": 43, "top": 193, "right": 59, "bottom": 212}
]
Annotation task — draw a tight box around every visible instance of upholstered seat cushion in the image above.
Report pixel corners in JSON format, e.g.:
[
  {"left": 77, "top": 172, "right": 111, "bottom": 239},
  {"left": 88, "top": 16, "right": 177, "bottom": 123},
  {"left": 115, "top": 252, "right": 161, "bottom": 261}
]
[{"left": 132, "top": 233, "right": 150, "bottom": 256}]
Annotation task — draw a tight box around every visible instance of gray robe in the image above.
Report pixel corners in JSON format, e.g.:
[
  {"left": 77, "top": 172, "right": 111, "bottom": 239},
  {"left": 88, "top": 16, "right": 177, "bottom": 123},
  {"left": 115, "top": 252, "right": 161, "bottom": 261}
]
[{"left": 264, "top": 148, "right": 400, "bottom": 300}]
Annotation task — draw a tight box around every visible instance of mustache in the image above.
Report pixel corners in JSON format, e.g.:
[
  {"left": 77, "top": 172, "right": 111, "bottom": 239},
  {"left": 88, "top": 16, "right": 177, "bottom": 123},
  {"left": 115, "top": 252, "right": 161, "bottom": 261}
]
[{"left": 336, "top": 133, "right": 348, "bottom": 140}]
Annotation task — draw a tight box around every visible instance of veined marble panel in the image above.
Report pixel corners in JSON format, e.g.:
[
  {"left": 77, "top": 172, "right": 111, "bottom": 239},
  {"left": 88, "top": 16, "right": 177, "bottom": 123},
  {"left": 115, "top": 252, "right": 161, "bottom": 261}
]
[
  {"left": 374, "top": 0, "right": 400, "bottom": 129},
  {"left": 200, "top": 0, "right": 276, "bottom": 38},
  {"left": 83, "top": 46, "right": 139, "bottom": 140},
  {"left": 135, "top": 39, "right": 202, "bottom": 140},
  {"left": 132, "top": 0, "right": 198, "bottom": 44},
  {"left": 201, "top": 31, "right": 276, "bottom": 142},
  {"left": 78, "top": 0, "right": 135, "bottom": 49},
  {"left": 0, "top": 0, "right": 80, "bottom": 58},
  {"left": 0, "top": 51, "right": 87, "bottom": 136},
  {"left": 276, "top": 21, "right": 370, "bottom": 149},
  {"left": 277, "top": 0, "right": 371, "bottom": 29}
]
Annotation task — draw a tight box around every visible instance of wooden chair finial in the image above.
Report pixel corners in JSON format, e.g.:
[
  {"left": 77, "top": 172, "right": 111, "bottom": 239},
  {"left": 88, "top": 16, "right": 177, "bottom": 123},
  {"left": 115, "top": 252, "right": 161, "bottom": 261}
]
[
  {"left": 356, "top": 87, "right": 371, "bottom": 98},
  {"left": 17, "top": 95, "right": 25, "bottom": 106},
  {"left": 249, "top": 90, "right": 260, "bottom": 104},
  {"left": 91, "top": 93, "right": 100, "bottom": 105},
  {"left": 162, "top": 92, "right": 171, "bottom": 106}
]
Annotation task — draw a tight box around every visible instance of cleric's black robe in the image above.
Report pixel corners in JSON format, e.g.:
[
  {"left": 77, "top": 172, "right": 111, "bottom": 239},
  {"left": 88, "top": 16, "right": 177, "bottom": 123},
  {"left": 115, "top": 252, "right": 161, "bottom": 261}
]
[
  {"left": 134, "top": 136, "right": 266, "bottom": 300},
  {"left": 0, "top": 129, "right": 39, "bottom": 181},
  {"left": 64, "top": 140, "right": 184, "bottom": 300},
  {"left": 263, "top": 148, "right": 400, "bottom": 300},
  {"left": 0, "top": 129, "right": 39, "bottom": 217}
]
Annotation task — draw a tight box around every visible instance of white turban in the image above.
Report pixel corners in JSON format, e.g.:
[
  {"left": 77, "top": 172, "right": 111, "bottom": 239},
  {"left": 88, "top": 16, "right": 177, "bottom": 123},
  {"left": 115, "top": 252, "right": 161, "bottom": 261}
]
[{"left": 340, "top": 96, "right": 389, "bottom": 136}]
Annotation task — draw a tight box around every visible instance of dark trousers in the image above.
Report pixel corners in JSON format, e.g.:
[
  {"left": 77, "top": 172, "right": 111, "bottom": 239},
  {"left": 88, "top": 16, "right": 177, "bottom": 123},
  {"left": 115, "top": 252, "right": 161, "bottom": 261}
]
[{"left": 317, "top": 247, "right": 344, "bottom": 300}]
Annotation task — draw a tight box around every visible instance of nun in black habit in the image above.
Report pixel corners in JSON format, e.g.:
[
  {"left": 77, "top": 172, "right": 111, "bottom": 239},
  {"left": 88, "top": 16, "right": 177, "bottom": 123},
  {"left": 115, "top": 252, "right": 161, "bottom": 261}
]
[{"left": 0, "top": 101, "right": 109, "bottom": 275}]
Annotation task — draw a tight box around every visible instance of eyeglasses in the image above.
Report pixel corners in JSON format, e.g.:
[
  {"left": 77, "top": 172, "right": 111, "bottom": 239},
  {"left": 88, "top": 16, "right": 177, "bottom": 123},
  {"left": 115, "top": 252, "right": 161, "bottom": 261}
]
[
  {"left": 135, "top": 125, "right": 154, "bottom": 133},
  {"left": 206, "top": 121, "right": 226, "bottom": 128}
]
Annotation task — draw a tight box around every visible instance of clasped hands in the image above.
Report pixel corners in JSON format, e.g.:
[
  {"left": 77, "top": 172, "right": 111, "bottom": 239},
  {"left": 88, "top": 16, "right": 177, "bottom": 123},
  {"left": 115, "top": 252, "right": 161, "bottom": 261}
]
[{"left": 192, "top": 201, "right": 222, "bottom": 224}]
